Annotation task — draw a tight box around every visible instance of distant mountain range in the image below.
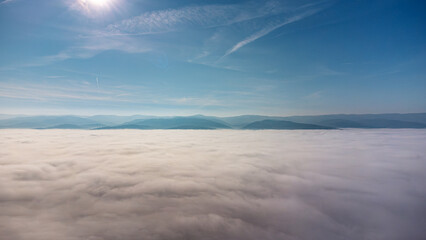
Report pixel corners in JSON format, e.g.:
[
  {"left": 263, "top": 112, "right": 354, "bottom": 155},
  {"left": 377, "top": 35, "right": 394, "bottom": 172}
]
[
  {"left": 0, "top": 113, "right": 425, "bottom": 130},
  {"left": 0, "top": 116, "right": 104, "bottom": 129},
  {"left": 98, "top": 117, "right": 230, "bottom": 130},
  {"left": 243, "top": 120, "right": 335, "bottom": 130}
]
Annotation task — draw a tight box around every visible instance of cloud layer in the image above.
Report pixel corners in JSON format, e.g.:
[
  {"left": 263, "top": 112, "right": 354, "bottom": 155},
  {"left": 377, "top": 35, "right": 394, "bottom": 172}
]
[
  {"left": 1, "top": 129, "right": 425, "bottom": 240},
  {"left": 106, "top": 2, "right": 286, "bottom": 35}
]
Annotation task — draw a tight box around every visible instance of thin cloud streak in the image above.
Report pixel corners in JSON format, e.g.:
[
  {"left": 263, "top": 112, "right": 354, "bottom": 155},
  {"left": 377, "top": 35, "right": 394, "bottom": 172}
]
[
  {"left": 224, "top": 9, "right": 322, "bottom": 57},
  {"left": 0, "top": 82, "right": 235, "bottom": 108},
  {"left": 106, "top": 2, "right": 287, "bottom": 35},
  {"left": 166, "top": 97, "right": 225, "bottom": 107},
  {"left": 11, "top": 35, "right": 151, "bottom": 68},
  {"left": 0, "top": 82, "right": 128, "bottom": 102}
]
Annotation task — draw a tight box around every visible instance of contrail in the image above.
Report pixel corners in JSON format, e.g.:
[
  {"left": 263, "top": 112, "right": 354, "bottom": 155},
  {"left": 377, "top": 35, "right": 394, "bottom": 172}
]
[
  {"left": 96, "top": 75, "right": 99, "bottom": 88},
  {"left": 222, "top": 9, "right": 322, "bottom": 58}
]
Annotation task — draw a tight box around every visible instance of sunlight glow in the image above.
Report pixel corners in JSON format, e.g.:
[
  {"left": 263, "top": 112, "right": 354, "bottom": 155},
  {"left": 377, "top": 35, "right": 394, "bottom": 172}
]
[
  {"left": 74, "top": 0, "right": 120, "bottom": 16},
  {"left": 88, "top": 0, "right": 109, "bottom": 7},
  {"left": 77, "top": 0, "right": 117, "bottom": 12}
]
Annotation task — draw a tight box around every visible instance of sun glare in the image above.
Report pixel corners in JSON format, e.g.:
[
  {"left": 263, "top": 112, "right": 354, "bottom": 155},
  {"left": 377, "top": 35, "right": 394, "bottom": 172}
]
[
  {"left": 89, "top": 0, "right": 108, "bottom": 7},
  {"left": 75, "top": 0, "right": 119, "bottom": 16},
  {"left": 78, "top": 0, "right": 116, "bottom": 11}
]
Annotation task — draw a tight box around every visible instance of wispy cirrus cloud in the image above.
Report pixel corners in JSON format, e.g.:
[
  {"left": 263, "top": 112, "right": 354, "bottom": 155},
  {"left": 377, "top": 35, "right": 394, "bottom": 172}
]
[
  {"left": 106, "top": 1, "right": 286, "bottom": 35},
  {"left": 12, "top": 35, "right": 151, "bottom": 68},
  {"left": 2, "top": 0, "right": 328, "bottom": 70},
  {"left": 0, "top": 82, "right": 129, "bottom": 102},
  {"left": 224, "top": 8, "right": 323, "bottom": 57},
  {"left": 166, "top": 97, "right": 225, "bottom": 107},
  {"left": 0, "top": 82, "right": 233, "bottom": 108}
]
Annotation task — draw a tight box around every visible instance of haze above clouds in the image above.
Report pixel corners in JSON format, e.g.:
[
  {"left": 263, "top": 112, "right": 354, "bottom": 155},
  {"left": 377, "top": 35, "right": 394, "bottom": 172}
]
[{"left": 1, "top": 129, "right": 425, "bottom": 240}]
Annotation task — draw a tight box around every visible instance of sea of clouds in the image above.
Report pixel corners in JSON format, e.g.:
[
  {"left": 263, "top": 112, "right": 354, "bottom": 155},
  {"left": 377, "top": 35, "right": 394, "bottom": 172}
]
[{"left": 0, "top": 129, "right": 425, "bottom": 240}]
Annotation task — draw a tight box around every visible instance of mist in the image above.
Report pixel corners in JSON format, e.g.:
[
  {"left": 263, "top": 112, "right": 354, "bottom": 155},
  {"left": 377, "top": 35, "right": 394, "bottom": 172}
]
[{"left": 1, "top": 129, "right": 425, "bottom": 240}]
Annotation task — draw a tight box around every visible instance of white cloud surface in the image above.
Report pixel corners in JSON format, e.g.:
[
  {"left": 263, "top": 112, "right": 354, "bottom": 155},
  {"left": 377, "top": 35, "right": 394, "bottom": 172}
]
[{"left": 0, "top": 129, "right": 425, "bottom": 240}]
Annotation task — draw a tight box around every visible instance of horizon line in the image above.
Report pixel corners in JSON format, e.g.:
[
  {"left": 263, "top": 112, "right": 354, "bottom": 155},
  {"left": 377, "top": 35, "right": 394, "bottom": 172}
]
[{"left": 1, "top": 112, "right": 425, "bottom": 118}]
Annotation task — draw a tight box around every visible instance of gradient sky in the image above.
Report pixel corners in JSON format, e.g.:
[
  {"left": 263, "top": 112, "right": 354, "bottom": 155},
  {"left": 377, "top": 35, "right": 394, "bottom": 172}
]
[{"left": 0, "top": 0, "right": 425, "bottom": 116}]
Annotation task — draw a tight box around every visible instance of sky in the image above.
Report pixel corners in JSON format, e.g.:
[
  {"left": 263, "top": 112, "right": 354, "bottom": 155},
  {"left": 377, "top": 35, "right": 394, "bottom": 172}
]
[{"left": 0, "top": 0, "right": 425, "bottom": 116}]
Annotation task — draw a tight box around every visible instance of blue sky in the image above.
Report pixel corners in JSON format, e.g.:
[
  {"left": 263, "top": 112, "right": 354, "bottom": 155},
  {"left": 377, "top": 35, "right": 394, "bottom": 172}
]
[{"left": 0, "top": 0, "right": 425, "bottom": 116}]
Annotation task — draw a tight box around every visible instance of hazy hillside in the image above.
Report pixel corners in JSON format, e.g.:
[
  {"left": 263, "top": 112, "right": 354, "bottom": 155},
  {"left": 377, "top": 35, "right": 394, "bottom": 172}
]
[
  {"left": 97, "top": 124, "right": 151, "bottom": 130},
  {"left": 99, "top": 117, "right": 231, "bottom": 130},
  {"left": 243, "top": 120, "right": 335, "bottom": 130},
  {"left": 283, "top": 113, "right": 426, "bottom": 125},
  {"left": 222, "top": 113, "right": 426, "bottom": 129},
  {"left": 0, "top": 114, "right": 27, "bottom": 120},
  {"left": 1, "top": 113, "right": 426, "bottom": 129},
  {"left": 42, "top": 124, "right": 84, "bottom": 129},
  {"left": 317, "top": 119, "right": 371, "bottom": 128},
  {"left": 356, "top": 119, "right": 426, "bottom": 128},
  {"left": 86, "top": 115, "right": 156, "bottom": 126},
  {"left": 0, "top": 116, "right": 103, "bottom": 129},
  {"left": 219, "top": 115, "right": 287, "bottom": 127}
]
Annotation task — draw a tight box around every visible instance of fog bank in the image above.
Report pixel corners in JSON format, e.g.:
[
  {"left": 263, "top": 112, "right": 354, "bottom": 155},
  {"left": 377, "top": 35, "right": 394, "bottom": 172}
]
[{"left": 0, "top": 129, "right": 425, "bottom": 240}]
